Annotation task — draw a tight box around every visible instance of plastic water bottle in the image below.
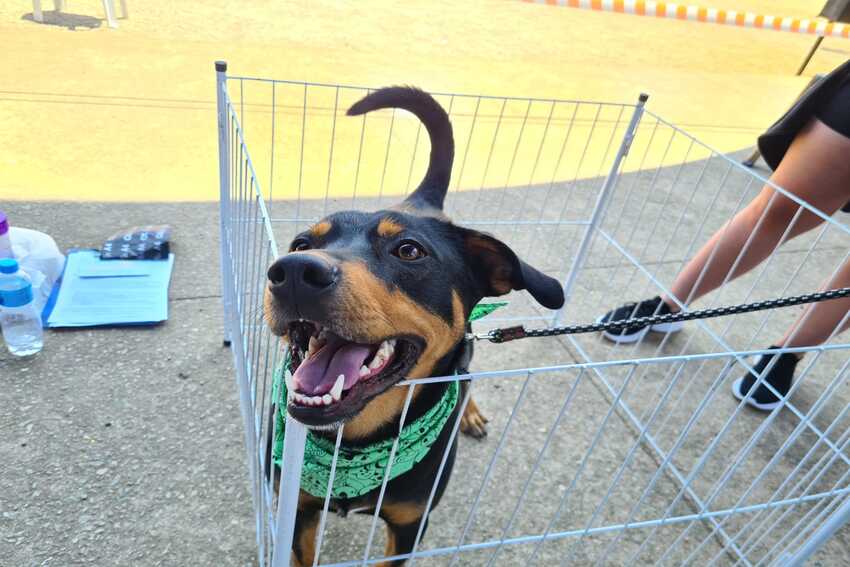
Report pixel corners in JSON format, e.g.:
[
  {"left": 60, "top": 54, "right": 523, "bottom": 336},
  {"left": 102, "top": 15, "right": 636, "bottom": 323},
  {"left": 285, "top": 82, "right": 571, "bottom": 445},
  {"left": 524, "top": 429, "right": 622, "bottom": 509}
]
[{"left": 0, "top": 258, "right": 44, "bottom": 356}]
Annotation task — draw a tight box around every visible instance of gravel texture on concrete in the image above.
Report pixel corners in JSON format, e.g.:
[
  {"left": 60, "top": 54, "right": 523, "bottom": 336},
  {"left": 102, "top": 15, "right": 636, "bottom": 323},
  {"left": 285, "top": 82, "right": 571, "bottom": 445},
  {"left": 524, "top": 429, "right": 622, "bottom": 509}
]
[{"left": 0, "top": 203, "right": 255, "bottom": 566}]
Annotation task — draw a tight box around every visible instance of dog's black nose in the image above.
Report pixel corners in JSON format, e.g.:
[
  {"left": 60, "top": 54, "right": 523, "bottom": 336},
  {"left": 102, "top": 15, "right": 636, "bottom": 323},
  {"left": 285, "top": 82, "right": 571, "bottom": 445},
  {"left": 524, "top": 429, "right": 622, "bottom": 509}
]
[{"left": 267, "top": 253, "right": 337, "bottom": 295}]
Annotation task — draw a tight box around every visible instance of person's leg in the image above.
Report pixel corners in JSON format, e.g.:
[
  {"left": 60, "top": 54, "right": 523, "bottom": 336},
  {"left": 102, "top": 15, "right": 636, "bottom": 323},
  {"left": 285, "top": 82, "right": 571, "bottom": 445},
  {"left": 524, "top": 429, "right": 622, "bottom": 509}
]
[
  {"left": 662, "top": 118, "right": 850, "bottom": 310},
  {"left": 599, "top": 118, "right": 850, "bottom": 345},
  {"left": 722, "top": 120, "right": 850, "bottom": 410},
  {"left": 778, "top": 256, "right": 850, "bottom": 349},
  {"left": 731, "top": 256, "right": 850, "bottom": 410}
]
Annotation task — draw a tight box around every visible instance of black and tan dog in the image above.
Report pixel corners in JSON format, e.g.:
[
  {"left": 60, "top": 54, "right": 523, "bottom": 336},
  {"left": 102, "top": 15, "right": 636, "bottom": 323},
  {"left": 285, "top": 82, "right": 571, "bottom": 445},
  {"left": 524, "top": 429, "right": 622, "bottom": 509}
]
[{"left": 264, "top": 86, "right": 565, "bottom": 566}]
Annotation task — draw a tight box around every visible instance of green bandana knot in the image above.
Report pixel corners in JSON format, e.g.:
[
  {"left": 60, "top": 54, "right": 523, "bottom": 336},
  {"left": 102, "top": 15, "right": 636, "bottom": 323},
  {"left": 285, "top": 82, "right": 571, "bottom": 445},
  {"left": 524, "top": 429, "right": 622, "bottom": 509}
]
[{"left": 271, "top": 301, "right": 506, "bottom": 500}]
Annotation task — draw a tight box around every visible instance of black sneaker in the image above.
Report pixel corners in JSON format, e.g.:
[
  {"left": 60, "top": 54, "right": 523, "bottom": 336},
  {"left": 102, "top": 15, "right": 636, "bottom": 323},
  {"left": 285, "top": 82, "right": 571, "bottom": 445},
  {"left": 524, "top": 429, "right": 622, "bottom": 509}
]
[
  {"left": 731, "top": 346, "right": 800, "bottom": 411},
  {"left": 597, "top": 296, "right": 683, "bottom": 344}
]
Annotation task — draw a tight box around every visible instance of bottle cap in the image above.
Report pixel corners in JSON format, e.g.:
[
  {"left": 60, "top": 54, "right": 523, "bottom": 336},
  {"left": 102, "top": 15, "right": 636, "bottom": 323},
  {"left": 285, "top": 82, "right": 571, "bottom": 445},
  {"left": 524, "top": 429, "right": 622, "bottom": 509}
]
[
  {"left": 0, "top": 258, "right": 18, "bottom": 274},
  {"left": 0, "top": 283, "right": 33, "bottom": 308},
  {"left": 0, "top": 211, "right": 8, "bottom": 235}
]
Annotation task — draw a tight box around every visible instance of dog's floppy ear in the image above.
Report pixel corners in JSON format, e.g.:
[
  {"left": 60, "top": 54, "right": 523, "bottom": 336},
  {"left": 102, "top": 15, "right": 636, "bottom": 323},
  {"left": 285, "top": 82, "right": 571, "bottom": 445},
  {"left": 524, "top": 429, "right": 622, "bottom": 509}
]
[
  {"left": 459, "top": 228, "right": 565, "bottom": 310},
  {"left": 348, "top": 86, "right": 453, "bottom": 212}
]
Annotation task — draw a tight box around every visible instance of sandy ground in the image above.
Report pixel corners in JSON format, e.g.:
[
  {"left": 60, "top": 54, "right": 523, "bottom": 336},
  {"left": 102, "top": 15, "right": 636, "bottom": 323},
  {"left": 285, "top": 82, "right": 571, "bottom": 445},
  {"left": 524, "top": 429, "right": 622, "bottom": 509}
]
[
  {"left": 2, "top": 0, "right": 849, "bottom": 202},
  {"left": 3, "top": 2, "right": 850, "bottom": 566}
]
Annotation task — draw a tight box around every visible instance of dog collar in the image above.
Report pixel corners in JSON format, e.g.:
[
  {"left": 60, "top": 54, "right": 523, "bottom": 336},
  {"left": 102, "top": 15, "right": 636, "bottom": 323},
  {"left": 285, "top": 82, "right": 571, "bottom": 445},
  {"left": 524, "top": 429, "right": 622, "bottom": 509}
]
[{"left": 270, "top": 301, "right": 505, "bottom": 500}]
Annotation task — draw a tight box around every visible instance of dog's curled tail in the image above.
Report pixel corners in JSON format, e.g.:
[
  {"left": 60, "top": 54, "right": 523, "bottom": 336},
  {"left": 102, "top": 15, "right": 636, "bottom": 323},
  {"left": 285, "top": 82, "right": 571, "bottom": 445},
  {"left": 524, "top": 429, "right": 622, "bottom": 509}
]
[{"left": 348, "top": 86, "right": 454, "bottom": 211}]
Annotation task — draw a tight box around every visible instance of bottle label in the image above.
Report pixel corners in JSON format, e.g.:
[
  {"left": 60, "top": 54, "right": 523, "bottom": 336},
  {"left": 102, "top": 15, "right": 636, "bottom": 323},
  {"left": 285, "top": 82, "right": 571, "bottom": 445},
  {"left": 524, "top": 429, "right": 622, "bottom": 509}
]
[{"left": 0, "top": 286, "right": 33, "bottom": 308}]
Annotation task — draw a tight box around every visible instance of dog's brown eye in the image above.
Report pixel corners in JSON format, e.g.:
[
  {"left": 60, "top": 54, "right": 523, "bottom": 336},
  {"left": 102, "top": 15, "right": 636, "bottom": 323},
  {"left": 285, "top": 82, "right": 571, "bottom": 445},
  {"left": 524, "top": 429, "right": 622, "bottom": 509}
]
[
  {"left": 395, "top": 241, "right": 426, "bottom": 261},
  {"left": 291, "top": 239, "right": 310, "bottom": 252}
]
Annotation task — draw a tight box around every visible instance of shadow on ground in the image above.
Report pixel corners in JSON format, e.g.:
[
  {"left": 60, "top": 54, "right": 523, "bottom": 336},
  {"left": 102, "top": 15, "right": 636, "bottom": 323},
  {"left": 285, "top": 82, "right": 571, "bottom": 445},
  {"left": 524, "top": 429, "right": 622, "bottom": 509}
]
[{"left": 22, "top": 11, "right": 102, "bottom": 31}]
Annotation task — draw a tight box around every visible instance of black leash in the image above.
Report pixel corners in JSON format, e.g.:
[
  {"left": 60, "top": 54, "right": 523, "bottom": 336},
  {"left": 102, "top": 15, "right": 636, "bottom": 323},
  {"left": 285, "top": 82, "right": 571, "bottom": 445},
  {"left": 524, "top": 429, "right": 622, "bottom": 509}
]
[{"left": 467, "top": 287, "right": 850, "bottom": 344}]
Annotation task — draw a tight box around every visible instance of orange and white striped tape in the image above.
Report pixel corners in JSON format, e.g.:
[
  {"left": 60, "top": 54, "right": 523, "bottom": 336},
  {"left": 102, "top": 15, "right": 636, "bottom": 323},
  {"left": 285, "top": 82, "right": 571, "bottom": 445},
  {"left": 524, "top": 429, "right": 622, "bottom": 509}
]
[{"left": 523, "top": 0, "right": 850, "bottom": 39}]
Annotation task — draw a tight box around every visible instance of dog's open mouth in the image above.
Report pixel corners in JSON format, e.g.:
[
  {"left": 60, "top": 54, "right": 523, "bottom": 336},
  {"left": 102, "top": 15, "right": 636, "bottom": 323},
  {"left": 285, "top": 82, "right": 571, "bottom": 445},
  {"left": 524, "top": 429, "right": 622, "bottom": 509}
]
[{"left": 284, "top": 321, "right": 421, "bottom": 424}]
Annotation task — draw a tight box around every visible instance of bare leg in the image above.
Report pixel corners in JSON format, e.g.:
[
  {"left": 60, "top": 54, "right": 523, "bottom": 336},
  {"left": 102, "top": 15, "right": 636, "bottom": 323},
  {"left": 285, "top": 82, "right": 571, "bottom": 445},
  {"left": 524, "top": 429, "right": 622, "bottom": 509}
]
[
  {"left": 778, "top": 257, "right": 850, "bottom": 349},
  {"left": 731, "top": 258, "right": 850, "bottom": 409},
  {"left": 661, "top": 119, "right": 850, "bottom": 311}
]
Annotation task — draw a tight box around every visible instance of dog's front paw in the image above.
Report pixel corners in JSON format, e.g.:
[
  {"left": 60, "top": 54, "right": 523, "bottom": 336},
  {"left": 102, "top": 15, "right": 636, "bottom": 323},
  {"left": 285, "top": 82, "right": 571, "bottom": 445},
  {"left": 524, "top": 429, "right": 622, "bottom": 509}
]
[{"left": 460, "top": 398, "right": 488, "bottom": 439}]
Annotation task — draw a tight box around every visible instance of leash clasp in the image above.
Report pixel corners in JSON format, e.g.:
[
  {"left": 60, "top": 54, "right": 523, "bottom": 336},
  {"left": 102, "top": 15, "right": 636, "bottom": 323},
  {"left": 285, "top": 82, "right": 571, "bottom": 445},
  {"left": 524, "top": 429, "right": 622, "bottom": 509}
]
[
  {"left": 466, "top": 331, "right": 497, "bottom": 342},
  {"left": 465, "top": 325, "right": 527, "bottom": 343}
]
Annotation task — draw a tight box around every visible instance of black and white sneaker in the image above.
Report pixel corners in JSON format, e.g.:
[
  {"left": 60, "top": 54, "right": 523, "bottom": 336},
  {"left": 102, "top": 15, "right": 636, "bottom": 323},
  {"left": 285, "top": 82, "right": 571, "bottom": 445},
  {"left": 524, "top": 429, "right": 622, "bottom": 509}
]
[
  {"left": 731, "top": 346, "right": 800, "bottom": 411},
  {"left": 597, "top": 296, "right": 683, "bottom": 344}
]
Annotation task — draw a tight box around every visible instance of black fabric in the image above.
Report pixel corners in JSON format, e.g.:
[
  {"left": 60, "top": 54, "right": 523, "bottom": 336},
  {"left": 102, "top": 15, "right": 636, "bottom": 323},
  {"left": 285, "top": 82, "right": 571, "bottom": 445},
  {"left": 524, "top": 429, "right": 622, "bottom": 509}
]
[
  {"left": 817, "top": 80, "right": 850, "bottom": 139},
  {"left": 757, "top": 59, "right": 850, "bottom": 172},
  {"left": 738, "top": 346, "right": 800, "bottom": 406}
]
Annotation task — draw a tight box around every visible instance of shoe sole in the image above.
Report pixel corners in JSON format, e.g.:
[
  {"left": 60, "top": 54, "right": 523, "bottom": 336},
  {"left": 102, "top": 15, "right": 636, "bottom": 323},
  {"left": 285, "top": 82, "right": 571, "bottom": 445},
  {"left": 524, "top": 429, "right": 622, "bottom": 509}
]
[
  {"left": 599, "top": 318, "right": 684, "bottom": 344},
  {"left": 731, "top": 377, "right": 783, "bottom": 412}
]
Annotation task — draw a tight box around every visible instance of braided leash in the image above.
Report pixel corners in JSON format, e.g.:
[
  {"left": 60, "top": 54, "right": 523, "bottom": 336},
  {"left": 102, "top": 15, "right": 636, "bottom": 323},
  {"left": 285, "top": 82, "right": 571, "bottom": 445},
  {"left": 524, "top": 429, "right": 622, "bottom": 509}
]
[{"left": 468, "top": 287, "right": 850, "bottom": 343}]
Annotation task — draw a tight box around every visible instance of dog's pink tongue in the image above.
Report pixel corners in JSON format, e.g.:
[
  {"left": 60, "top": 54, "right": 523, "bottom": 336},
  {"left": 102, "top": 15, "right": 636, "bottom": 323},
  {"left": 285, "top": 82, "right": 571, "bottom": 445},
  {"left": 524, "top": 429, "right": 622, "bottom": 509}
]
[{"left": 292, "top": 335, "right": 372, "bottom": 395}]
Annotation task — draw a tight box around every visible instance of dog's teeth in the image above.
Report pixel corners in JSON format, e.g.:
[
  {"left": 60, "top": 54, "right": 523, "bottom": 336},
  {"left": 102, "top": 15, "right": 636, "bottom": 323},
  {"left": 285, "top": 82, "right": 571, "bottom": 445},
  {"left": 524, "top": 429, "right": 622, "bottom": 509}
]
[
  {"left": 369, "top": 355, "right": 383, "bottom": 370},
  {"left": 312, "top": 395, "right": 324, "bottom": 405},
  {"left": 375, "top": 340, "right": 395, "bottom": 360},
  {"left": 359, "top": 365, "right": 370, "bottom": 377},
  {"left": 322, "top": 394, "right": 332, "bottom": 405},
  {"left": 294, "top": 393, "right": 305, "bottom": 404},
  {"left": 331, "top": 374, "right": 344, "bottom": 400}
]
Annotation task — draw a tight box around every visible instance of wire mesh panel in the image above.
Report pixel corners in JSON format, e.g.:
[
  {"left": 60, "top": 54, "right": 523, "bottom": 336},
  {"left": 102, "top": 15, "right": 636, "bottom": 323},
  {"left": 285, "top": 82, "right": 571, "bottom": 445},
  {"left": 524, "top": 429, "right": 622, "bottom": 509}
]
[
  {"left": 216, "top": 63, "right": 850, "bottom": 566},
  {"left": 549, "top": 111, "right": 850, "bottom": 566}
]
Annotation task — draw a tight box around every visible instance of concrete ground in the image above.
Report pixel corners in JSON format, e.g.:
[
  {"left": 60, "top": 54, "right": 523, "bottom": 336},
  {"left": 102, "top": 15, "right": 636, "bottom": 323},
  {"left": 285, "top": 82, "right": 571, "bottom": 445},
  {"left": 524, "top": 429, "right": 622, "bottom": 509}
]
[
  {"left": 5, "top": 149, "right": 849, "bottom": 565},
  {"left": 270, "top": 149, "right": 850, "bottom": 566},
  {"left": 0, "top": 202, "right": 256, "bottom": 566}
]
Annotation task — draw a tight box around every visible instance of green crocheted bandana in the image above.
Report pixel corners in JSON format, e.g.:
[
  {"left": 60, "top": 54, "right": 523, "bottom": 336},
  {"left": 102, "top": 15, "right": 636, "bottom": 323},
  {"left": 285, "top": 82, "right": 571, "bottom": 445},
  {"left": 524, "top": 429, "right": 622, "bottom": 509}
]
[{"left": 271, "top": 301, "right": 505, "bottom": 500}]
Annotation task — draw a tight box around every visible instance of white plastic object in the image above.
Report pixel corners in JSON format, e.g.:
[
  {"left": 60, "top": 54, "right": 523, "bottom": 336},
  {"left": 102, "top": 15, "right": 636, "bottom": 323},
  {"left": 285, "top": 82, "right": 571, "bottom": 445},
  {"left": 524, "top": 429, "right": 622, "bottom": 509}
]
[
  {"left": 0, "top": 232, "right": 11, "bottom": 259},
  {"left": 9, "top": 227, "right": 66, "bottom": 313}
]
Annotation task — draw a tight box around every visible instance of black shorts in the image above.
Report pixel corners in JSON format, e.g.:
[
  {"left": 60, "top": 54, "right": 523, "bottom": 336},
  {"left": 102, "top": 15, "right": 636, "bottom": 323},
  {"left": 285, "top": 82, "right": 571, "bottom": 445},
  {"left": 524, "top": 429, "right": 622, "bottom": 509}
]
[
  {"left": 816, "top": 80, "right": 850, "bottom": 140},
  {"left": 757, "top": 61, "right": 850, "bottom": 211},
  {"left": 758, "top": 59, "right": 850, "bottom": 171}
]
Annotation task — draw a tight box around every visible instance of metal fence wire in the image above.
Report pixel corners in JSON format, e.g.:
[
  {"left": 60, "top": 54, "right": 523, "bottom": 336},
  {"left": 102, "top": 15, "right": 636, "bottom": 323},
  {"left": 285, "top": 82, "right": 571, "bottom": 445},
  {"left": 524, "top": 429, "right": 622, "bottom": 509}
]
[{"left": 214, "top": 62, "right": 850, "bottom": 566}]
